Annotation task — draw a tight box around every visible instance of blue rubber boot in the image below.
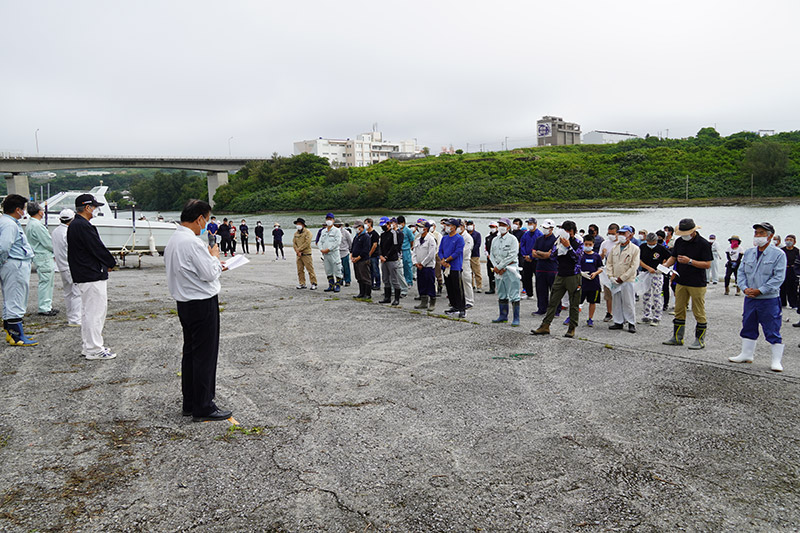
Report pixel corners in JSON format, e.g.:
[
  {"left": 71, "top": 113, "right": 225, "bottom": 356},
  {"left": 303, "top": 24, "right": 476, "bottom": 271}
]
[
  {"left": 492, "top": 300, "right": 509, "bottom": 323},
  {"left": 334, "top": 278, "right": 341, "bottom": 293},
  {"left": 511, "top": 301, "right": 521, "bottom": 327},
  {"left": 324, "top": 277, "right": 335, "bottom": 292},
  {"left": 5, "top": 320, "right": 38, "bottom": 347}
]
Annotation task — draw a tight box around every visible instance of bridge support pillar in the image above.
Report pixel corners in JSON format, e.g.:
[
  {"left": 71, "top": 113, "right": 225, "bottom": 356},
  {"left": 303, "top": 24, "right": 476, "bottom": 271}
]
[
  {"left": 207, "top": 171, "right": 228, "bottom": 208},
  {"left": 5, "top": 173, "right": 31, "bottom": 199}
]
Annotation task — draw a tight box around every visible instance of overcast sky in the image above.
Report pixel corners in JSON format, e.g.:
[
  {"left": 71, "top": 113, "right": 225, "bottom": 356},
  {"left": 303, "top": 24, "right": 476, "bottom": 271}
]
[{"left": 2, "top": 0, "right": 798, "bottom": 157}]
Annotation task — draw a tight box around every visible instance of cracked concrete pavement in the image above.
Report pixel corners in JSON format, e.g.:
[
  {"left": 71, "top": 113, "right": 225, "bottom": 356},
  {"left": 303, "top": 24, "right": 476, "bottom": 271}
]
[{"left": 1, "top": 250, "right": 799, "bottom": 532}]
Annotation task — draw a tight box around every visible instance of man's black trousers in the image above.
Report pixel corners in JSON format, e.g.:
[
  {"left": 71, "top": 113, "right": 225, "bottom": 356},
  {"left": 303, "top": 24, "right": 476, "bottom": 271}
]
[{"left": 177, "top": 294, "right": 220, "bottom": 417}]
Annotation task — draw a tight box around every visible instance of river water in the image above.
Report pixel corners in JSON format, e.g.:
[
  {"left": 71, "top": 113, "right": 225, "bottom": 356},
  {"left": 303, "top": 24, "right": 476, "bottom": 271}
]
[{"left": 136, "top": 204, "right": 800, "bottom": 246}]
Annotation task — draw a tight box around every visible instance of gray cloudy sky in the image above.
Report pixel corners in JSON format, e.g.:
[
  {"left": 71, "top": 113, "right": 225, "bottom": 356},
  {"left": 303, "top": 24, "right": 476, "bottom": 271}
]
[{"left": 2, "top": 0, "right": 798, "bottom": 157}]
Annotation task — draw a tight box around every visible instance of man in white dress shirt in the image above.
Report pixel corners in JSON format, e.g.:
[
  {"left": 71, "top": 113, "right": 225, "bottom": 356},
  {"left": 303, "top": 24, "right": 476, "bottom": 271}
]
[
  {"left": 52, "top": 209, "right": 81, "bottom": 327},
  {"left": 164, "top": 199, "right": 232, "bottom": 422}
]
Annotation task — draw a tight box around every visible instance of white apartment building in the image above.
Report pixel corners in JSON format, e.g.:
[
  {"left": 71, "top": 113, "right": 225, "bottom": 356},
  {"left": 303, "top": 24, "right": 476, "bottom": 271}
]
[
  {"left": 583, "top": 130, "right": 640, "bottom": 144},
  {"left": 294, "top": 131, "right": 417, "bottom": 168}
]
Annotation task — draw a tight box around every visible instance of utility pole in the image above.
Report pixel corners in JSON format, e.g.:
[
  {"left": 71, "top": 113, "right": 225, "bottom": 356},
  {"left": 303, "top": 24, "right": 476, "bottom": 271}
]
[
  {"left": 505, "top": 136, "right": 509, "bottom": 151},
  {"left": 35, "top": 129, "right": 40, "bottom": 154},
  {"left": 228, "top": 136, "right": 234, "bottom": 156},
  {"left": 466, "top": 142, "right": 469, "bottom": 153}
]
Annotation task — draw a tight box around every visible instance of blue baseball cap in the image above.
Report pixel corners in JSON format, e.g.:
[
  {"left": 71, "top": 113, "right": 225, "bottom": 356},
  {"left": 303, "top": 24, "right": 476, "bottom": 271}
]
[
  {"left": 620, "top": 225, "right": 634, "bottom": 233},
  {"left": 325, "top": 212, "right": 335, "bottom": 219},
  {"left": 379, "top": 216, "right": 390, "bottom": 226}
]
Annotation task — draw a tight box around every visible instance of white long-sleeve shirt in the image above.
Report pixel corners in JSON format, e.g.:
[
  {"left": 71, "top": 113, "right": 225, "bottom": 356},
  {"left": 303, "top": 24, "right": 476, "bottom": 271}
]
[
  {"left": 164, "top": 225, "right": 222, "bottom": 302},
  {"left": 412, "top": 232, "right": 437, "bottom": 267},
  {"left": 52, "top": 223, "right": 70, "bottom": 273}
]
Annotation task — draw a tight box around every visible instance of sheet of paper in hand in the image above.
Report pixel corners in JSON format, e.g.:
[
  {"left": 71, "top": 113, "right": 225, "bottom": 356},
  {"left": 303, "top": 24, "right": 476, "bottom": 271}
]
[{"left": 223, "top": 254, "right": 250, "bottom": 271}]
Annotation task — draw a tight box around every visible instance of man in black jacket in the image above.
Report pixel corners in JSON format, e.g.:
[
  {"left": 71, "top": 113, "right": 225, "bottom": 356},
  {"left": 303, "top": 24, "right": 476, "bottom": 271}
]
[
  {"left": 378, "top": 217, "right": 403, "bottom": 306},
  {"left": 350, "top": 220, "right": 372, "bottom": 300},
  {"left": 217, "top": 218, "right": 231, "bottom": 257},
  {"left": 68, "top": 194, "right": 117, "bottom": 360}
]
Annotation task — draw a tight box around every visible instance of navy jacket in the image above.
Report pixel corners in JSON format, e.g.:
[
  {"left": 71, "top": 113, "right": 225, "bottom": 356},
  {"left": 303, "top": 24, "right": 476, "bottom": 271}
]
[
  {"left": 351, "top": 231, "right": 371, "bottom": 261},
  {"left": 67, "top": 215, "right": 116, "bottom": 283}
]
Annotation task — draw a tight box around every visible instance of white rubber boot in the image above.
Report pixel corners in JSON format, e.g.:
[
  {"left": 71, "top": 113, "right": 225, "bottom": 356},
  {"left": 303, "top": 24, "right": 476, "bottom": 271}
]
[
  {"left": 729, "top": 338, "right": 757, "bottom": 363},
  {"left": 770, "top": 343, "right": 784, "bottom": 372}
]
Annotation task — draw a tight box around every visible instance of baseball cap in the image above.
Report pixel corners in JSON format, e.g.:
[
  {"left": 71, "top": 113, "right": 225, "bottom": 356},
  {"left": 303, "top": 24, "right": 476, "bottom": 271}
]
[
  {"left": 620, "top": 225, "right": 634, "bottom": 233},
  {"left": 540, "top": 219, "right": 555, "bottom": 229},
  {"left": 753, "top": 222, "right": 775, "bottom": 234},
  {"left": 498, "top": 217, "right": 511, "bottom": 227},
  {"left": 526, "top": 217, "right": 537, "bottom": 224},
  {"left": 59, "top": 208, "right": 75, "bottom": 221},
  {"left": 75, "top": 194, "right": 104, "bottom": 208},
  {"left": 325, "top": 212, "right": 335, "bottom": 219},
  {"left": 379, "top": 216, "right": 391, "bottom": 226}
]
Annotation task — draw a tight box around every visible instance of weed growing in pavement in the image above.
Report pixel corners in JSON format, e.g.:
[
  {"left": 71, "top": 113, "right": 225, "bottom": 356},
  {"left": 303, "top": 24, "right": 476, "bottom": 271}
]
[{"left": 216, "top": 425, "right": 266, "bottom": 442}]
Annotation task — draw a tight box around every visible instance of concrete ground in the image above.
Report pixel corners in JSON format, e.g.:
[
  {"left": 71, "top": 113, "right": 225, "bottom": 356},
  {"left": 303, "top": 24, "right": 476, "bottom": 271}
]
[{"left": 1, "top": 250, "right": 799, "bottom": 532}]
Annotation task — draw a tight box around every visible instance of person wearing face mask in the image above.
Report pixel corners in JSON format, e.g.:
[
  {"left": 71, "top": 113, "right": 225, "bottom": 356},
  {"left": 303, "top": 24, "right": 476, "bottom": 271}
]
[
  {"left": 604, "top": 226, "right": 640, "bottom": 333},
  {"left": 519, "top": 218, "right": 541, "bottom": 302},
  {"left": 397, "top": 216, "right": 415, "bottom": 292},
  {"left": 435, "top": 219, "right": 448, "bottom": 295},
  {"left": 349, "top": 220, "right": 373, "bottom": 300},
  {"left": 412, "top": 221, "right": 437, "bottom": 311},
  {"left": 271, "top": 222, "right": 284, "bottom": 259},
  {"left": 729, "top": 222, "right": 787, "bottom": 372},
  {"left": 725, "top": 235, "right": 743, "bottom": 296},
  {"left": 661, "top": 218, "right": 713, "bottom": 349},
  {"left": 599, "top": 223, "right": 620, "bottom": 322},
  {"left": 254, "top": 222, "right": 265, "bottom": 255},
  {"left": 364, "top": 218, "right": 381, "bottom": 291},
  {"left": 628, "top": 226, "right": 641, "bottom": 246},
  {"left": 378, "top": 217, "right": 404, "bottom": 305},
  {"left": 531, "top": 219, "right": 558, "bottom": 315},
  {"left": 638, "top": 233, "right": 670, "bottom": 326},
  {"left": 579, "top": 238, "right": 603, "bottom": 327},
  {"left": 24, "top": 202, "right": 59, "bottom": 317},
  {"left": 334, "top": 219, "right": 352, "bottom": 287},
  {"left": 458, "top": 221, "right": 475, "bottom": 308},
  {"left": 438, "top": 218, "right": 466, "bottom": 318},
  {"left": 531, "top": 220, "right": 584, "bottom": 338},
  {"left": 773, "top": 235, "right": 782, "bottom": 248},
  {"left": 706, "top": 234, "right": 722, "bottom": 285},
  {"left": 484, "top": 222, "right": 499, "bottom": 294},
  {"left": 164, "top": 199, "right": 232, "bottom": 422},
  {"left": 239, "top": 219, "right": 249, "bottom": 255},
  {"left": 318, "top": 213, "right": 343, "bottom": 293},
  {"left": 0, "top": 194, "right": 38, "bottom": 346},
  {"left": 68, "top": 194, "right": 119, "bottom": 359},
  {"left": 780, "top": 234, "right": 799, "bottom": 309},
  {"left": 292, "top": 218, "right": 317, "bottom": 290},
  {"left": 490, "top": 218, "right": 521, "bottom": 326},
  {"left": 466, "top": 221, "right": 483, "bottom": 293},
  {"left": 663, "top": 226, "right": 675, "bottom": 248}
]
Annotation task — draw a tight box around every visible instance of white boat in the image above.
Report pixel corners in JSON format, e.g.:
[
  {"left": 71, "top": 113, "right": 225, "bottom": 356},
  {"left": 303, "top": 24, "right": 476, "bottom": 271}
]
[{"left": 37, "top": 186, "right": 178, "bottom": 253}]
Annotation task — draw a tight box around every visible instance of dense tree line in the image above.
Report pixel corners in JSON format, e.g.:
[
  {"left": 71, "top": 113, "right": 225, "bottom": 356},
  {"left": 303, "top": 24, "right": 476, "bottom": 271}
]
[{"left": 212, "top": 129, "right": 800, "bottom": 212}]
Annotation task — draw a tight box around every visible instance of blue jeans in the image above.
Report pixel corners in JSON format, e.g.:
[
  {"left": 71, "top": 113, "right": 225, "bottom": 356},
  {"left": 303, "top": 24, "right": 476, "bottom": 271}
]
[
  {"left": 340, "top": 254, "right": 351, "bottom": 284},
  {"left": 370, "top": 257, "right": 381, "bottom": 288}
]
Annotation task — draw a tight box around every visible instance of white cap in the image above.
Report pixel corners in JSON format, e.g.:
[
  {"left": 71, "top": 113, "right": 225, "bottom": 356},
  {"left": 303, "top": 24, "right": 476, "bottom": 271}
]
[
  {"left": 540, "top": 219, "right": 555, "bottom": 229},
  {"left": 59, "top": 208, "right": 75, "bottom": 221}
]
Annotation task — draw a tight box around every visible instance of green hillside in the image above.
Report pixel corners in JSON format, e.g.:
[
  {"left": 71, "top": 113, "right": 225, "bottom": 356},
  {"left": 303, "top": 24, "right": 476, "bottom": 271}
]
[{"left": 213, "top": 128, "right": 800, "bottom": 212}]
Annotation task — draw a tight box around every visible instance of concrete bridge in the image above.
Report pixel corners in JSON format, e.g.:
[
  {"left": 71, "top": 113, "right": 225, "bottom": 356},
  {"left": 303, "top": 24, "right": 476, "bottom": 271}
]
[{"left": 0, "top": 155, "right": 264, "bottom": 207}]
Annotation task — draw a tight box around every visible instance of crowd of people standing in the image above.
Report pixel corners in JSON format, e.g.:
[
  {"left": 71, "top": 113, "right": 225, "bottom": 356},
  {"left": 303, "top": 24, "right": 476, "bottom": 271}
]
[{"left": 285, "top": 212, "right": 798, "bottom": 372}]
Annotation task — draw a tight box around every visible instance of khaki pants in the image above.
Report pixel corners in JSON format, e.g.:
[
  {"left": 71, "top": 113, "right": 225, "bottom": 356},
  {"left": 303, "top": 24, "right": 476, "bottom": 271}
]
[
  {"left": 470, "top": 257, "right": 482, "bottom": 289},
  {"left": 296, "top": 254, "right": 317, "bottom": 285},
  {"left": 674, "top": 284, "right": 706, "bottom": 323}
]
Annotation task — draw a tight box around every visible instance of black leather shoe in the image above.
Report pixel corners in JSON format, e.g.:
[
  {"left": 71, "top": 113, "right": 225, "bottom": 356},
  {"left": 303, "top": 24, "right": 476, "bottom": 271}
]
[
  {"left": 38, "top": 309, "right": 60, "bottom": 316},
  {"left": 182, "top": 409, "right": 192, "bottom": 416},
  {"left": 609, "top": 322, "right": 624, "bottom": 330},
  {"left": 793, "top": 320, "right": 800, "bottom": 328},
  {"left": 192, "top": 408, "right": 233, "bottom": 422}
]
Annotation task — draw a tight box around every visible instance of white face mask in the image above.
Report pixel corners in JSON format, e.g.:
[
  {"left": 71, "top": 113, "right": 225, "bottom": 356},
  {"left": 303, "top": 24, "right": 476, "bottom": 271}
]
[
  {"left": 490, "top": 227, "right": 497, "bottom": 233},
  {"left": 467, "top": 225, "right": 474, "bottom": 231},
  {"left": 681, "top": 234, "right": 692, "bottom": 241},
  {"left": 607, "top": 234, "right": 617, "bottom": 242},
  {"left": 618, "top": 235, "right": 629, "bottom": 244},
  {"left": 499, "top": 226, "right": 508, "bottom": 235},
  {"left": 527, "top": 225, "right": 535, "bottom": 231},
  {"left": 584, "top": 245, "right": 593, "bottom": 252},
  {"left": 443, "top": 225, "right": 450, "bottom": 234},
  {"left": 326, "top": 220, "right": 333, "bottom": 227},
  {"left": 296, "top": 225, "right": 303, "bottom": 231},
  {"left": 754, "top": 236, "right": 769, "bottom": 247},
  {"left": 511, "top": 224, "right": 519, "bottom": 231}
]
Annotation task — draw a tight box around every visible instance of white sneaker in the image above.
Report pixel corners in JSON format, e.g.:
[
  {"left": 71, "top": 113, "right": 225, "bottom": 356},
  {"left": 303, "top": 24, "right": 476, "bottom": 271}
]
[
  {"left": 296, "top": 284, "right": 307, "bottom": 289},
  {"left": 310, "top": 284, "right": 317, "bottom": 290},
  {"left": 86, "top": 348, "right": 116, "bottom": 360}
]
